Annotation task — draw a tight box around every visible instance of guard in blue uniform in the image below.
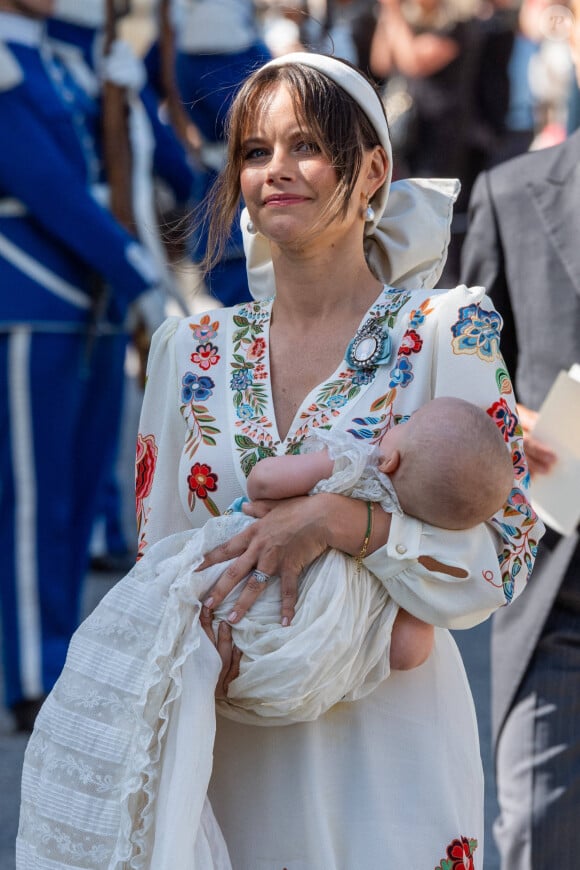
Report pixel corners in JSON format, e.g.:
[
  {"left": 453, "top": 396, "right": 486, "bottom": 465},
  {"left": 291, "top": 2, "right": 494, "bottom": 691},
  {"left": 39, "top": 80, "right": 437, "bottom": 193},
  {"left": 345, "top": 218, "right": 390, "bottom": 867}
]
[
  {"left": 0, "top": 4, "right": 166, "bottom": 732},
  {"left": 46, "top": 1, "right": 202, "bottom": 572}
]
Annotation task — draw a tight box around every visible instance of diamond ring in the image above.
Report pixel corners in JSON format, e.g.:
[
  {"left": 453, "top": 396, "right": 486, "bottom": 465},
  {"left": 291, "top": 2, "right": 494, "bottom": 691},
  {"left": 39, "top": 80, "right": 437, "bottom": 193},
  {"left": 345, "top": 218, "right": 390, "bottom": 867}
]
[{"left": 252, "top": 569, "right": 272, "bottom": 584}]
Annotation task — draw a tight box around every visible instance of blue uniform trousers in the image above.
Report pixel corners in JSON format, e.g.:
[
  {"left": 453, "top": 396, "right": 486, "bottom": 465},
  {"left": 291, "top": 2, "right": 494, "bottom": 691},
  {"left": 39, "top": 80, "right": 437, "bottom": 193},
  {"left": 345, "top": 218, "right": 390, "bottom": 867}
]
[{"left": 0, "top": 327, "right": 127, "bottom": 706}]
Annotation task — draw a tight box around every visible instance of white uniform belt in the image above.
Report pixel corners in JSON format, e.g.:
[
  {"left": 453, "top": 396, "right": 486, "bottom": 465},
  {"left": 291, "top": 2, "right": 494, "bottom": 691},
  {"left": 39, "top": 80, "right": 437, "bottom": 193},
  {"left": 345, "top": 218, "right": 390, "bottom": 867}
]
[
  {"left": 0, "top": 198, "right": 27, "bottom": 217},
  {"left": 0, "top": 231, "right": 91, "bottom": 309}
]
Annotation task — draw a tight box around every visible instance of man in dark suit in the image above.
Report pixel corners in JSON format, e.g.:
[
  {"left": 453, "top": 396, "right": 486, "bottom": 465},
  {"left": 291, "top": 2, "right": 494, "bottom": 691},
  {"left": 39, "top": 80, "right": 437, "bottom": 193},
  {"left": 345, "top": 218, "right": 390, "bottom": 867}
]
[{"left": 461, "top": 5, "right": 580, "bottom": 863}]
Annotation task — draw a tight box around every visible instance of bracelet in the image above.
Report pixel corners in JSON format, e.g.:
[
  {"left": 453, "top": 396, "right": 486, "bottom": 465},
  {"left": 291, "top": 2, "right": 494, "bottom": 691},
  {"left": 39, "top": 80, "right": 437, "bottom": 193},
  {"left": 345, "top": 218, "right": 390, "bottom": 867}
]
[{"left": 355, "top": 501, "right": 374, "bottom": 572}]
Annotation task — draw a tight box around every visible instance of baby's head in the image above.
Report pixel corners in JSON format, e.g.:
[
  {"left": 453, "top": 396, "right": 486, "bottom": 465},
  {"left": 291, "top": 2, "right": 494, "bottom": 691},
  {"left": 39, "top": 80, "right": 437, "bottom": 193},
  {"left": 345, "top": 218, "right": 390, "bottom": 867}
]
[{"left": 378, "top": 397, "right": 513, "bottom": 529}]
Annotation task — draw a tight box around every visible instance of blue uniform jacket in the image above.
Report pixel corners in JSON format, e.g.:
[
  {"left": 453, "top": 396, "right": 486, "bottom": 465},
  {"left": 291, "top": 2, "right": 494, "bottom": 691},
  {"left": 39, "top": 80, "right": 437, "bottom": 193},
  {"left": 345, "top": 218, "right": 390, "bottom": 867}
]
[{"left": 0, "top": 21, "right": 159, "bottom": 330}]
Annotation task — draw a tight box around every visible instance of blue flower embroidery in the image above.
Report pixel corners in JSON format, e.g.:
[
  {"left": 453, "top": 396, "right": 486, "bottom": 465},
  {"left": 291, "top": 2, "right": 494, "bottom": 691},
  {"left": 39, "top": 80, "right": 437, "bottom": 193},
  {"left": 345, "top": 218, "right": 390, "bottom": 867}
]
[
  {"left": 351, "top": 369, "right": 375, "bottom": 386},
  {"left": 236, "top": 403, "right": 254, "bottom": 420},
  {"left": 181, "top": 373, "right": 215, "bottom": 403},
  {"left": 326, "top": 394, "right": 348, "bottom": 410},
  {"left": 230, "top": 368, "right": 254, "bottom": 391},
  {"left": 409, "top": 309, "right": 426, "bottom": 328},
  {"left": 451, "top": 303, "right": 502, "bottom": 361},
  {"left": 388, "top": 356, "right": 413, "bottom": 388}
]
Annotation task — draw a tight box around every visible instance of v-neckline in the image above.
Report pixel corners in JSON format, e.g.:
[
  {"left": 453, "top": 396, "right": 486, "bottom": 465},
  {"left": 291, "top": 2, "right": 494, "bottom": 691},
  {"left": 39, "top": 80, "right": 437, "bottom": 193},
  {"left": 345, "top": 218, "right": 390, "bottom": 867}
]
[
  {"left": 263, "top": 287, "right": 389, "bottom": 447},
  {"left": 227, "top": 286, "right": 416, "bottom": 483}
]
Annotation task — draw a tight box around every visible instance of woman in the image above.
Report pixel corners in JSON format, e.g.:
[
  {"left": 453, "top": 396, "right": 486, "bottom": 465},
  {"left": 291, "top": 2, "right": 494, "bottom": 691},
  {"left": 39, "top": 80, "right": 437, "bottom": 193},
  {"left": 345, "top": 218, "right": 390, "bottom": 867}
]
[
  {"left": 18, "top": 53, "right": 542, "bottom": 868},
  {"left": 369, "top": 0, "right": 478, "bottom": 179}
]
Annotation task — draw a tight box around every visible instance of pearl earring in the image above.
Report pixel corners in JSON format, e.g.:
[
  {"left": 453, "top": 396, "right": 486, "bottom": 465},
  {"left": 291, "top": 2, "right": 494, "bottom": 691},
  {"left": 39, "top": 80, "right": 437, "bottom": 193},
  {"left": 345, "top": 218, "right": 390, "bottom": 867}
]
[
  {"left": 365, "top": 203, "right": 375, "bottom": 222},
  {"left": 246, "top": 219, "right": 257, "bottom": 235}
]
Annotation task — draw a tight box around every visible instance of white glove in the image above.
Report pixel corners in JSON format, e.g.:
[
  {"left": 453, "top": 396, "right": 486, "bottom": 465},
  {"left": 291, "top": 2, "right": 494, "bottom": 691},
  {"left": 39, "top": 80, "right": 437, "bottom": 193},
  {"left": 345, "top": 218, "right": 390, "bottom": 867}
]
[
  {"left": 100, "top": 39, "right": 146, "bottom": 93},
  {"left": 129, "top": 286, "right": 167, "bottom": 338}
]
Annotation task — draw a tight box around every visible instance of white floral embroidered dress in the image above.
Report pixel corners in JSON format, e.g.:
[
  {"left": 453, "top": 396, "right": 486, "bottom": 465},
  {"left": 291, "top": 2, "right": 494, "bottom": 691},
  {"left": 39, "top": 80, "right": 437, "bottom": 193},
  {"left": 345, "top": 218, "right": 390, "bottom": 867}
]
[
  {"left": 18, "top": 284, "right": 542, "bottom": 870},
  {"left": 133, "top": 284, "right": 540, "bottom": 870}
]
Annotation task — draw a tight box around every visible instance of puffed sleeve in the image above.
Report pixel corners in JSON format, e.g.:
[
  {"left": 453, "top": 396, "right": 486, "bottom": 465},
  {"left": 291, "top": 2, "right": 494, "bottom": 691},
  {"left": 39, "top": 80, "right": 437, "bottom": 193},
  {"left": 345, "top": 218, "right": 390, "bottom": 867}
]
[
  {"left": 363, "top": 284, "right": 544, "bottom": 629},
  {"left": 135, "top": 316, "right": 192, "bottom": 556}
]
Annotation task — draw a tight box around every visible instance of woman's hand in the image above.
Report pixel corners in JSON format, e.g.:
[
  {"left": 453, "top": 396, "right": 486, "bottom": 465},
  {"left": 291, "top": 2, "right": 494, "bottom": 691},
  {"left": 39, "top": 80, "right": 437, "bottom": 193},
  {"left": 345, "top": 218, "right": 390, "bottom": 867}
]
[
  {"left": 200, "top": 608, "right": 242, "bottom": 699},
  {"left": 516, "top": 403, "right": 557, "bottom": 477},
  {"left": 198, "top": 494, "right": 331, "bottom": 627}
]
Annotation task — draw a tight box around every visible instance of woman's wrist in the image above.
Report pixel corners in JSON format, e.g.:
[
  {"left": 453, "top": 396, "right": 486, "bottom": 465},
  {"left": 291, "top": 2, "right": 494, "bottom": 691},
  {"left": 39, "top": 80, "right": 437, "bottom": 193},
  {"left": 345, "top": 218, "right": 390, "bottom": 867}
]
[{"left": 316, "top": 493, "right": 391, "bottom": 556}]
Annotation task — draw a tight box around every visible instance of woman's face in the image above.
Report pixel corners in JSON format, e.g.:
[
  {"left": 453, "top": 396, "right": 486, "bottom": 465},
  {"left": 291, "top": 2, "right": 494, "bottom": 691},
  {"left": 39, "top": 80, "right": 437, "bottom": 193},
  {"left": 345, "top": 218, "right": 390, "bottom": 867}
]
[{"left": 239, "top": 83, "right": 367, "bottom": 249}]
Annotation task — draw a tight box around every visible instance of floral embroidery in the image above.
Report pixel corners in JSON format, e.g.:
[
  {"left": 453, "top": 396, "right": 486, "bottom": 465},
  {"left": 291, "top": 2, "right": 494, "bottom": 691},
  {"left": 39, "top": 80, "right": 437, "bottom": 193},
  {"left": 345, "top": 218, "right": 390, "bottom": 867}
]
[
  {"left": 486, "top": 396, "right": 535, "bottom": 602},
  {"left": 492, "top": 488, "right": 539, "bottom": 603},
  {"left": 180, "top": 392, "right": 220, "bottom": 458},
  {"left": 435, "top": 835, "right": 478, "bottom": 870},
  {"left": 348, "top": 414, "right": 390, "bottom": 441},
  {"left": 187, "top": 462, "right": 219, "bottom": 516},
  {"left": 511, "top": 441, "right": 530, "bottom": 486},
  {"left": 327, "top": 394, "right": 348, "bottom": 410},
  {"left": 451, "top": 303, "right": 502, "bottom": 361},
  {"left": 229, "top": 304, "right": 277, "bottom": 475},
  {"left": 351, "top": 369, "right": 375, "bottom": 386},
  {"left": 236, "top": 403, "right": 255, "bottom": 421},
  {"left": 399, "top": 328, "right": 423, "bottom": 355},
  {"left": 495, "top": 366, "right": 513, "bottom": 395},
  {"left": 388, "top": 355, "right": 414, "bottom": 388},
  {"left": 230, "top": 367, "right": 254, "bottom": 391},
  {"left": 247, "top": 337, "right": 266, "bottom": 360},
  {"left": 181, "top": 320, "right": 222, "bottom": 460},
  {"left": 191, "top": 342, "right": 220, "bottom": 371},
  {"left": 181, "top": 373, "right": 214, "bottom": 403},
  {"left": 135, "top": 433, "right": 158, "bottom": 559},
  {"left": 189, "top": 314, "right": 219, "bottom": 343},
  {"left": 408, "top": 297, "right": 434, "bottom": 327},
  {"left": 487, "top": 398, "right": 519, "bottom": 442}
]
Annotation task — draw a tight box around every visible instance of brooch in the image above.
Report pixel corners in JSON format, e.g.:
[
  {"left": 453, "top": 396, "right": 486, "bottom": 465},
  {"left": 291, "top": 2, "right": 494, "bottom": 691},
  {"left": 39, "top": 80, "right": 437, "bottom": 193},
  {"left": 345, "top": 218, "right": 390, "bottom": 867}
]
[{"left": 345, "top": 318, "right": 392, "bottom": 370}]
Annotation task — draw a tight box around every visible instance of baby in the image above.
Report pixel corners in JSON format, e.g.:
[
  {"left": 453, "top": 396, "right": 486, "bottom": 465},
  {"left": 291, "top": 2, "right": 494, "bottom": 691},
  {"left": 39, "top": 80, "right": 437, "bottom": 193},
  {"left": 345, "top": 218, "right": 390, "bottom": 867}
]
[{"left": 246, "top": 395, "right": 514, "bottom": 670}]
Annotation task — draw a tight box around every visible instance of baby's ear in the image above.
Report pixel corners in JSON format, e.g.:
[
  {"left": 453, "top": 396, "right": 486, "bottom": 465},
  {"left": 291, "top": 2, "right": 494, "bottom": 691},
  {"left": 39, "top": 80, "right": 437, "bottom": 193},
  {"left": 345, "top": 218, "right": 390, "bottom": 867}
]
[{"left": 378, "top": 449, "right": 401, "bottom": 475}]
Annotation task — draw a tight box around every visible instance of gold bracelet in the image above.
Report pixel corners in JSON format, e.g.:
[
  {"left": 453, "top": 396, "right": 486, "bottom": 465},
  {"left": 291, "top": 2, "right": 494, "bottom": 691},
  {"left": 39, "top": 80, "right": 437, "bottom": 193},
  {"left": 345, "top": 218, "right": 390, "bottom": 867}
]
[{"left": 355, "top": 501, "right": 374, "bottom": 573}]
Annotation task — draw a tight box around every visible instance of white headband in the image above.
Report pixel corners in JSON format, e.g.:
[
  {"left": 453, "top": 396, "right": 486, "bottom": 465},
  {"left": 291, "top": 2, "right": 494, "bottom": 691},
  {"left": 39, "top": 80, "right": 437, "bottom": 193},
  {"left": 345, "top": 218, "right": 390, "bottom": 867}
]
[{"left": 240, "top": 52, "right": 460, "bottom": 300}]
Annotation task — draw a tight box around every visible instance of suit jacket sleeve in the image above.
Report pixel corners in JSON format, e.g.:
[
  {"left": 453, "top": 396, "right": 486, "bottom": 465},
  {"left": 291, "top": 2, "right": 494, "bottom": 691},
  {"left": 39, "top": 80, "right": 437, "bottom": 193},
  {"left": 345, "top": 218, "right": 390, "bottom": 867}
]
[{"left": 461, "top": 171, "right": 519, "bottom": 382}]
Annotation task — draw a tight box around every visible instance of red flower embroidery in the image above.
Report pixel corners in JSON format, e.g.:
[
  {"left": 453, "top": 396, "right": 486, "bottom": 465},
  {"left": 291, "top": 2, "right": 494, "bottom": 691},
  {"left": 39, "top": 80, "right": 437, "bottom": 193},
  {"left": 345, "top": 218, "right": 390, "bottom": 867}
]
[
  {"left": 435, "top": 835, "right": 477, "bottom": 870},
  {"left": 188, "top": 462, "right": 218, "bottom": 499},
  {"left": 135, "top": 433, "right": 158, "bottom": 520},
  {"left": 247, "top": 337, "right": 266, "bottom": 361},
  {"left": 399, "top": 328, "right": 423, "bottom": 355},
  {"left": 487, "top": 398, "right": 518, "bottom": 442},
  {"left": 191, "top": 342, "right": 220, "bottom": 371}
]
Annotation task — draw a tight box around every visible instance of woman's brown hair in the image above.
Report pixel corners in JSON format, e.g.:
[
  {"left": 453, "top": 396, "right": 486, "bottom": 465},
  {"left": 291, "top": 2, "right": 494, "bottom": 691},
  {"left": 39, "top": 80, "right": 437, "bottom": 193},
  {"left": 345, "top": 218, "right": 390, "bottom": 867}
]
[{"left": 196, "top": 58, "right": 387, "bottom": 275}]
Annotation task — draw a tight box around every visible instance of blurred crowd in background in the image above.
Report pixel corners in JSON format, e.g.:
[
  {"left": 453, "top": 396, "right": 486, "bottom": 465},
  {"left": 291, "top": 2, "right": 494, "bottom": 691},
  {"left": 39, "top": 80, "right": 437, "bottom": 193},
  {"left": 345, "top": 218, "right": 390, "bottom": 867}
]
[{"left": 0, "top": 0, "right": 578, "bottom": 732}]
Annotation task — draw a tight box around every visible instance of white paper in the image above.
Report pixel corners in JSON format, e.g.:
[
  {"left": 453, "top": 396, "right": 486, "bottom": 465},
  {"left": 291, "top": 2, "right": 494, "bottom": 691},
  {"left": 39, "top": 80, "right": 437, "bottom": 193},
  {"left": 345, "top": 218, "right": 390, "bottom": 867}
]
[{"left": 530, "top": 365, "right": 580, "bottom": 536}]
